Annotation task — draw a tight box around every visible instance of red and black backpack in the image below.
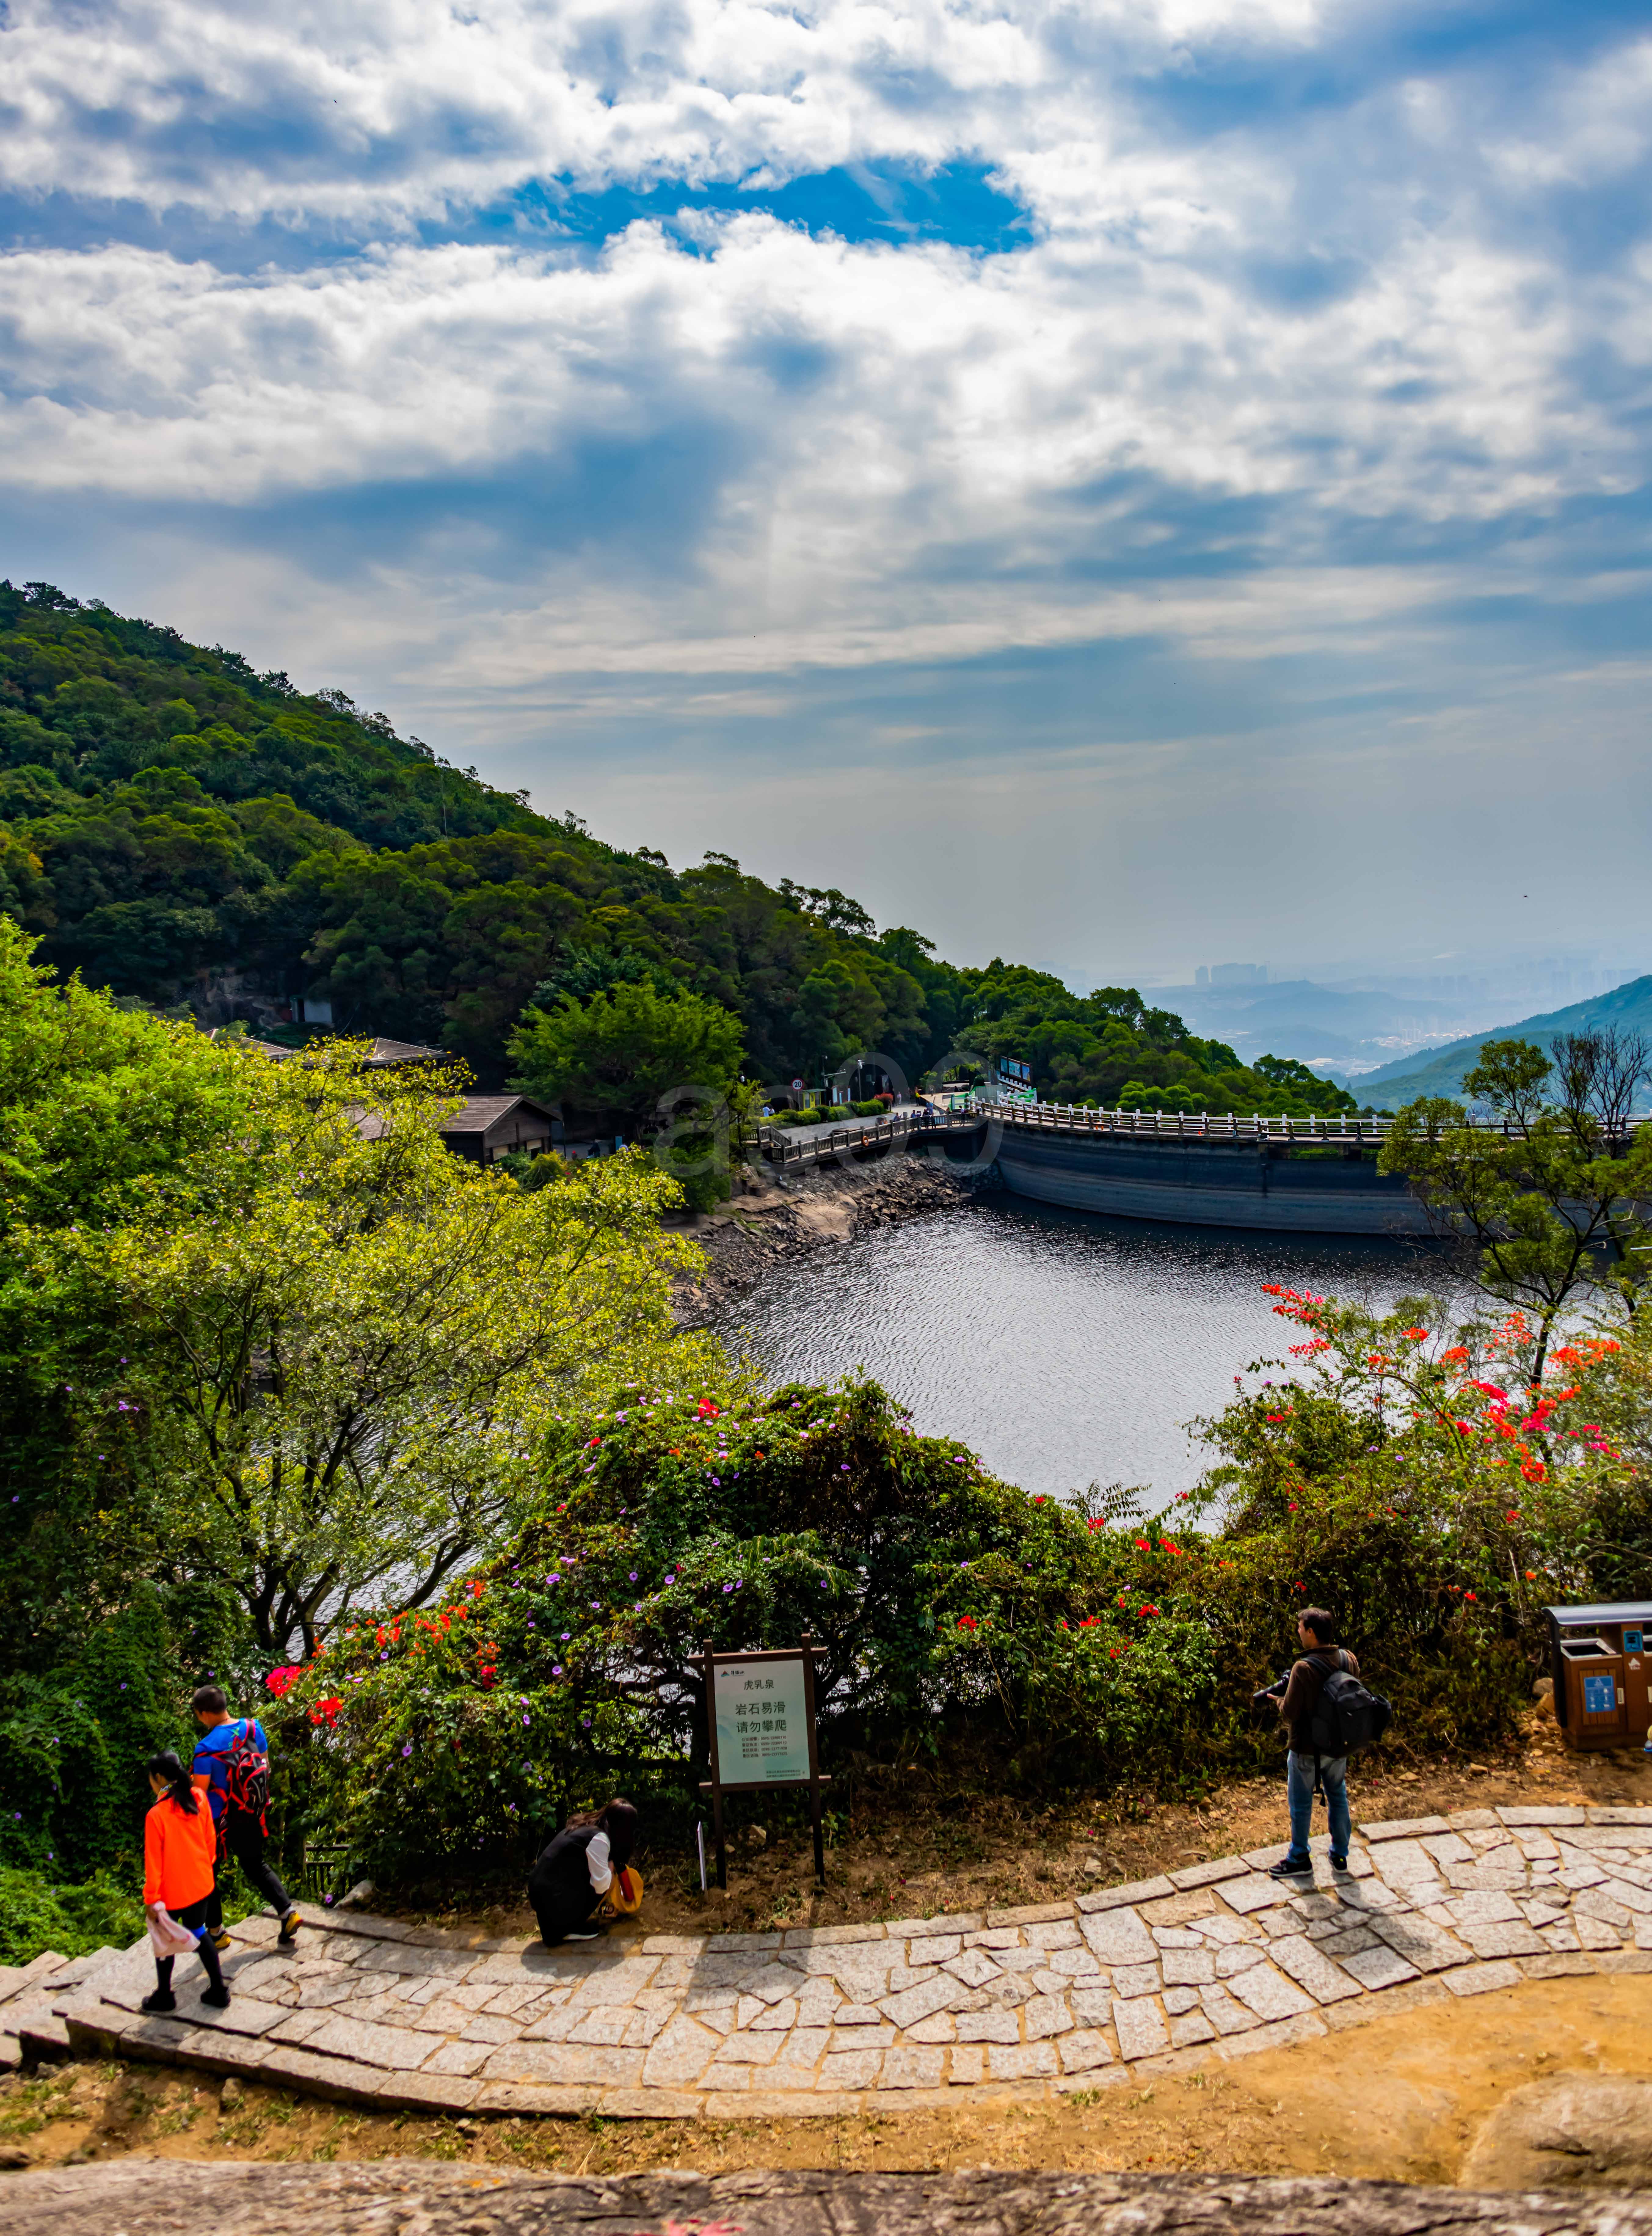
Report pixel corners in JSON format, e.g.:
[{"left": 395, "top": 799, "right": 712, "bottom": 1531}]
[{"left": 223, "top": 1719, "right": 271, "bottom": 1829}]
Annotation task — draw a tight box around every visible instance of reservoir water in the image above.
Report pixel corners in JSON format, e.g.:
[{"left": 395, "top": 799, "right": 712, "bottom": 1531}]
[{"left": 714, "top": 1192, "right": 1448, "bottom": 1504}]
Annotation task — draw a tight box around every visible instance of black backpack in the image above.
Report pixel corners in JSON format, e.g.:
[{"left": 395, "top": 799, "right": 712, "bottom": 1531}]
[{"left": 1305, "top": 1650, "right": 1392, "bottom": 1755}]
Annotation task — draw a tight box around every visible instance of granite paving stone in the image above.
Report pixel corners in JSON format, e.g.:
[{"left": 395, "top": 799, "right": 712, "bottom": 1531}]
[
  {"left": 1224, "top": 1964, "right": 1316, "bottom": 2023},
  {"left": 1079, "top": 1910, "right": 1156, "bottom": 1967},
  {"left": 1112, "top": 1995, "right": 1170, "bottom": 2059},
  {"left": 1267, "top": 1935, "right": 1363, "bottom": 2004},
  {"left": 956, "top": 2009, "right": 1021, "bottom": 2042},
  {"left": 1057, "top": 2028, "right": 1116, "bottom": 2072},
  {"left": 49, "top": 1810, "right": 1630, "bottom": 2119},
  {"left": 1339, "top": 1944, "right": 1421, "bottom": 1990}
]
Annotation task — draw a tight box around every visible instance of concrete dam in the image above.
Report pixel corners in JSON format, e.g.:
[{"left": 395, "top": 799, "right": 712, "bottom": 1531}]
[
  {"left": 988, "top": 1109, "right": 1432, "bottom": 1236},
  {"left": 761, "top": 1103, "right": 1435, "bottom": 1236}
]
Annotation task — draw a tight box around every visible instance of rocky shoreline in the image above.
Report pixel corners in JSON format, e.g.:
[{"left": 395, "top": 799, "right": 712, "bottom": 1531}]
[{"left": 672, "top": 1142, "right": 978, "bottom": 1321}]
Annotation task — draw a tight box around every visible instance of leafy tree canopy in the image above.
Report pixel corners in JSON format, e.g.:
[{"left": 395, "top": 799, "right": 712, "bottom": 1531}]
[{"left": 509, "top": 979, "right": 746, "bottom": 1135}]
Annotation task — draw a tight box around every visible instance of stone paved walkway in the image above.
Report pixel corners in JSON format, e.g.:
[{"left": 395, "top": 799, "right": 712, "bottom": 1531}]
[{"left": 6, "top": 1804, "right": 1649, "bottom": 2120}]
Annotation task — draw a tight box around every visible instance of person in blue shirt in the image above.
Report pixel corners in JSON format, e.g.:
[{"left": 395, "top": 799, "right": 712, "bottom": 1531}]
[{"left": 191, "top": 1682, "right": 302, "bottom": 1952}]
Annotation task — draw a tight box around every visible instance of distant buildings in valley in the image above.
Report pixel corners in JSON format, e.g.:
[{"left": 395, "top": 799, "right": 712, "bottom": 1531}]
[{"left": 1195, "top": 963, "right": 1268, "bottom": 988}]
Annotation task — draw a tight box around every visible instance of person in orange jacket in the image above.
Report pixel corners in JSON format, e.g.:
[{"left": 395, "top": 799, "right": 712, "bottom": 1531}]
[{"left": 141, "top": 1751, "right": 231, "bottom": 2015}]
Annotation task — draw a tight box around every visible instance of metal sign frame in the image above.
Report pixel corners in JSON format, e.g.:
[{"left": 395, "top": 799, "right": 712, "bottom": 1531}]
[{"left": 698, "top": 1632, "right": 829, "bottom": 1890}]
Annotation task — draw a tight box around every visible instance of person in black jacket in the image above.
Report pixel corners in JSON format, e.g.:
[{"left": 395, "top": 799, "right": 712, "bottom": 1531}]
[
  {"left": 528, "top": 1798, "right": 639, "bottom": 1945},
  {"left": 1262, "top": 1608, "right": 1358, "bottom": 1878}
]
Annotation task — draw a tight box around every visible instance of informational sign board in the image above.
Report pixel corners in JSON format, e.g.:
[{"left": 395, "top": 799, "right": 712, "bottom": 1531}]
[
  {"left": 700, "top": 1635, "right": 829, "bottom": 1888},
  {"left": 713, "top": 1657, "right": 811, "bottom": 1785}
]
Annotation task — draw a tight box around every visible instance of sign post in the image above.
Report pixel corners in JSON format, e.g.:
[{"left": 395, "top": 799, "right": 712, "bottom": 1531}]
[{"left": 699, "top": 1633, "right": 828, "bottom": 1890}]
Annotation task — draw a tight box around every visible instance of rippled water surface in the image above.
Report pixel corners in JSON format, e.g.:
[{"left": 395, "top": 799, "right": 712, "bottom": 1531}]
[{"left": 715, "top": 1193, "right": 1447, "bottom": 1500}]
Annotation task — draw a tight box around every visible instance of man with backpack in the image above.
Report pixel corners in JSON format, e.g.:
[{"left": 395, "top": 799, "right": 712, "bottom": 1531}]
[
  {"left": 190, "top": 1682, "right": 302, "bottom": 1950},
  {"left": 1260, "top": 1608, "right": 1389, "bottom": 1879}
]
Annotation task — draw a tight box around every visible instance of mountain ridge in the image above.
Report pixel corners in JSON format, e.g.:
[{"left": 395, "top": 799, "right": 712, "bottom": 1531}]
[{"left": 1355, "top": 976, "right": 1652, "bottom": 1107}]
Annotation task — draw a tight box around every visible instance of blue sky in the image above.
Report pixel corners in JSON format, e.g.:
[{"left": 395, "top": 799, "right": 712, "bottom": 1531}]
[{"left": 2, "top": 0, "right": 1650, "bottom": 983}]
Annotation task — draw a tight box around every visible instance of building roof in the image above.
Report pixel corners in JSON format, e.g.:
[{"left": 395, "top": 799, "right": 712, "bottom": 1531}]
[
  {"left": 363, "top": 1038, "right": 446, "bottom": 1065},
  {"left": 438, "top": 1094, "right": 557, "bottom": 1137}
]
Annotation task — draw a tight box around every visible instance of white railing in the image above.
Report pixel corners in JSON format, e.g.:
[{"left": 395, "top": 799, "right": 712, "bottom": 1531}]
[
  {"left": 755, "top": 1098, "right": 1650, "bottom": 1164},
  {"left": 985, "top": 1101, "right": 1649, "bottom": 1144}
]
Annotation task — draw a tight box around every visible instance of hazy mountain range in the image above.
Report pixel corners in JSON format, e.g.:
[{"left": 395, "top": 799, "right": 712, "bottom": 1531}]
[
  {"left": 1154, "top": 979, "right": 1489, "bottom": 1075},
  {"left": 1352, "top": 977, "right": 1652, "bottom": 1109}
]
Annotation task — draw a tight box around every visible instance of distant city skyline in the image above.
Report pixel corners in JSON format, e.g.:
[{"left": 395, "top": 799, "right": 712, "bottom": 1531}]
[{"left": 3, "top": 0, "right": 1650, "bottom": 982}]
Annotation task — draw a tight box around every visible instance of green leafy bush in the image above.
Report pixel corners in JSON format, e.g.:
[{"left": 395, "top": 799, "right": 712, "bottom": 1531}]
[
  {"left": 0, "top": 1866, "right": 146, "bottom": 1965},
  {"left": 267, "top": 1353, "right": 1583, "bottom": 1891},
  {"left": 0, "top": 1586, "right": 218, "bottom": 1883}
]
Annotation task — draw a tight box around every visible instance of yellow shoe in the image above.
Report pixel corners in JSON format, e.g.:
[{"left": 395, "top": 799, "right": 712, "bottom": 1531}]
[
  {"left": 209, "top": 1928, "right": 234, "bottom": 1953},
  {"left": 277, "top": 1909, "right": 302, "bottom": 1945}
]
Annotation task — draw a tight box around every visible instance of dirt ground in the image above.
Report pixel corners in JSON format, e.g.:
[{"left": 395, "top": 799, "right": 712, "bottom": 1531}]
[{"left": 3, "top": 1723, "right": 1648, "bottom": 2188}]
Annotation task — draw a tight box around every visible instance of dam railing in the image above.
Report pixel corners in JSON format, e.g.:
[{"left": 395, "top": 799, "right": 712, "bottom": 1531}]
[
  {"left": 990, "top": 1101, "right": 1649, "bottom": 1145},
  {"left": 996, "top": 1103, "right": 1398, "bottom": 1144},
  {"left": 755, "top": 1108, "right": 979, "bottom": 1169},
  {"left": 756, "top": 1099, "right": 1648, "bottom": 1168}
]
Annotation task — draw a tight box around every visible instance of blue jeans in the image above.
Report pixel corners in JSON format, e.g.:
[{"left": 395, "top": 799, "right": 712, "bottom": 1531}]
[{"left": 1286, "top": 1750, "right": 1350, "bottom": 1863}]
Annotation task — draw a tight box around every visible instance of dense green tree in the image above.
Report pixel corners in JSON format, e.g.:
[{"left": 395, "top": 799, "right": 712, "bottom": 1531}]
[
  {"left": 510, "top": 980, "right": 746, "bottom": 1135},
  {"left": 0, "top": 919, "right": 261, "bottom": 1689},
  {"left": 1380, "top": 1031, "right": 1652, "bottom": 1379}
]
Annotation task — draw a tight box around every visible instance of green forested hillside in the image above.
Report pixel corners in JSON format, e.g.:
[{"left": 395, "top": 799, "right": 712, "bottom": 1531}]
[
  {"left": 1356, "top": 976, "right": 1652, "bottom": 1108},
  {"left": 0, "top": 579, "right": 1351, "bottom": 1114}
]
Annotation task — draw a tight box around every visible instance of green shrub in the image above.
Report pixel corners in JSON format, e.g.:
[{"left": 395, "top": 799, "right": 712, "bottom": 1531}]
[
  {"left": 0, "top": 1585, "right": 222, "bottom": 1883},
  {"left": 267, "top": 1367, "right": 1554, "bottom": 1890},
  {"left": 0, "top": 1866, "right": 145, "bottom": 1965}
]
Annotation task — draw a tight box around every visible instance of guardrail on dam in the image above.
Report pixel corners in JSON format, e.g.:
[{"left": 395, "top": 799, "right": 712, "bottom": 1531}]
[{"left": 756, "top": 1096, "right": 1643, "bottom": 1235}]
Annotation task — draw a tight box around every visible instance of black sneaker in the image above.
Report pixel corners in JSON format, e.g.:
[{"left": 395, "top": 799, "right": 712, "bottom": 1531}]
[
  {"left": 1267, "top": 1857, "right": 1312, "bottom": 1879},
  {"left": 1330, "top": 1853, "right": 1350, "bottom": 1872},
  {"left": 201, "top": 1984, "right": 232, "bottom": 2008},
  {"left": 140, "top": 1990, "right": 177, "bottom": 2015}
]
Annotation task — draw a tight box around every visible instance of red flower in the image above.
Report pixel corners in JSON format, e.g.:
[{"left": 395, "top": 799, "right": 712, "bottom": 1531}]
[
  {"left": 956, "top": 1614, "right": 978, "bottom": 1632},
  {"left": 1442, "top": 1345, "right": 1470, "bottom": 1364},
  {"left": 265, "top": 1665, "right": 302, "bottom": 1698},
  {"left": 308, "top": 1696, "right": 342, "bottom": 1728}
]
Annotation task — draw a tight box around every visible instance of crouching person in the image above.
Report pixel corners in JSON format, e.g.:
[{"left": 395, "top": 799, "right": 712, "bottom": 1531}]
[
  {"left": 141, "top": 1751, "right": 230, "bottom": 2014},
  {"left": 528, "top": 1798, "right": 639, "bottom": 1946}
]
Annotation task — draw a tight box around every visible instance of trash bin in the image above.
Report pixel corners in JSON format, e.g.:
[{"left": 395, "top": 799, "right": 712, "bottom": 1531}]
[{"left": 1546, "top": 1602, "right": 1652, "bottom": 1753}]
